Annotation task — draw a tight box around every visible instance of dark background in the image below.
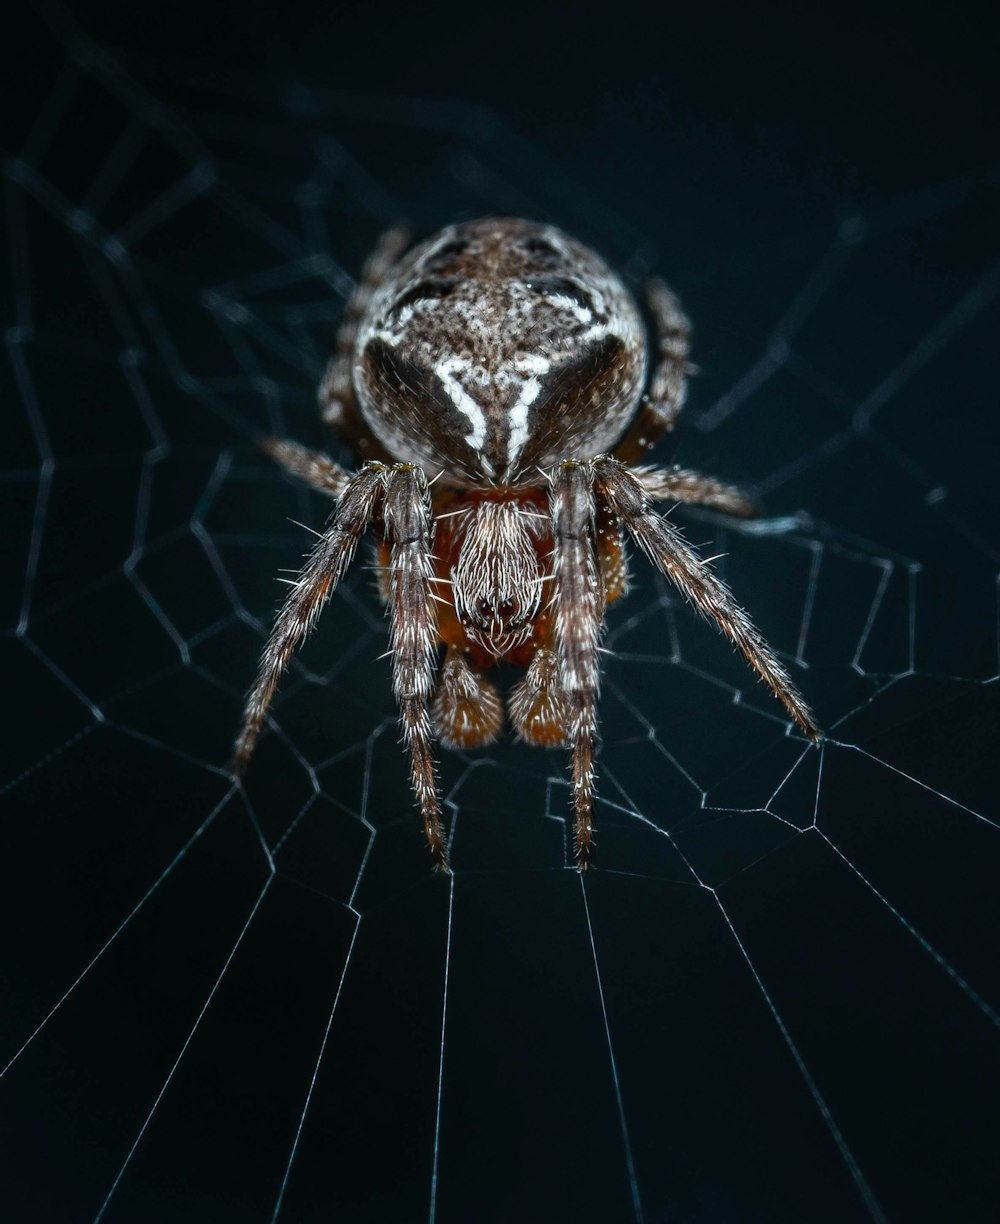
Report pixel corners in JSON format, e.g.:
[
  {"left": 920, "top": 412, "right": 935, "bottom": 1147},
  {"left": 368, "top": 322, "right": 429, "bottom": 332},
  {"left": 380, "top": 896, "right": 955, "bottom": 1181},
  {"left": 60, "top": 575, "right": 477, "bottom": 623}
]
[{"left": 3, "top": 1, "right": 999, "bottom": 1220}]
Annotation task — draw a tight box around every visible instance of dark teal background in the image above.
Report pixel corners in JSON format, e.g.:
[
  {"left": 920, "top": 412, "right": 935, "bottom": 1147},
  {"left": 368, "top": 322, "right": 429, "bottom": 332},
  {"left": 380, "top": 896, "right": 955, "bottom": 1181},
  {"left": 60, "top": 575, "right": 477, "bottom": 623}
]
[{"left": 3, "top": 3, "right": 998, "bottom": 1221}]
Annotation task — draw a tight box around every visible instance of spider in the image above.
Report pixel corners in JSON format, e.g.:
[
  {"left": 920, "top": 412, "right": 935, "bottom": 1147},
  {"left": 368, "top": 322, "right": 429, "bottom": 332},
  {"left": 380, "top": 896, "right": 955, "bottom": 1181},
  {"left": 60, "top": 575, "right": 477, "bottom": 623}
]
[{"left": 233, "top": 218, "right": 820, "bottom": 871}]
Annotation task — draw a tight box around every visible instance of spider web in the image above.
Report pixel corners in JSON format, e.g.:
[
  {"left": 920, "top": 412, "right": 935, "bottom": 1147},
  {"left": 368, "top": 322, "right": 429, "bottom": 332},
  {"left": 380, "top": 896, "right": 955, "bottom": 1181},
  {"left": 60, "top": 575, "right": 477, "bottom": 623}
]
[{"left": 3, "top": 8, "right": 999, "bottom": 1222}]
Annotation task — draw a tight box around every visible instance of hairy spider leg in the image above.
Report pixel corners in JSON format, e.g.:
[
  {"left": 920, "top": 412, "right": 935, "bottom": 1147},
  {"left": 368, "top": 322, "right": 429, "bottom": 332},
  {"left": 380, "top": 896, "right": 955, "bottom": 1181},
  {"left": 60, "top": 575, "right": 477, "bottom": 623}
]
[
  {"left": 233, "top": 462, "right": 385, "bottom": 775},
  {"left": 633, "top": 465, "right": 758, "bottom": 517},
  {"left": 234, "top": 459, "right": 452, "bottom": 870},
  {"left": 259, "top": 438, "right": 352, "bottom": 498},
  {"left": 507, "top": 492, "right": 628, "bottom": 749},
  {"left": 319, "top": 226, "right": 410, "bottom": 461},
  {"left": 593, "top": 457, "right": 821, "bottom": 741},
  {"left": 383, "top": 465, "right": 450, "bottom": 869},
  {"left": 593, "top": 492, "right": 629, "bottom": 601},
  {"left": 550, "top": 462, "right": 605, "bottom": 869},
  {"left": 613, "top": 279, "right": 692, "bottom": 464}
]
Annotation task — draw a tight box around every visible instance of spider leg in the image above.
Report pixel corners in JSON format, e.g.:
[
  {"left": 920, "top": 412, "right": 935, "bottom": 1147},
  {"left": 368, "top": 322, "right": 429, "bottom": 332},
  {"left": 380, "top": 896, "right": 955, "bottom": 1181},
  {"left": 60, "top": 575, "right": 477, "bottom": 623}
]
[
  {"left": 320, "top": 225, "right": 410, "bottom": 459},
  {"left": 550, "top": 461, "right": 604, "bottom": 869},
  {"left": 594, "top": 491, "right": 630, "bottom": 603},
  {"left": 613, "top": 279, "right": 692, "bottom": 464},
  {"left": 260, "top": 437, "right": 351, "bottom": 499},
  {"left": 233, "top": 463, "right": 386, "bottom": 775},
  {"left": 632, "top": 464, "right": 758, "bottom": 517},
  {"left": 383, "top": 464, "right": 449, "bottom": 870},
  {"left": 593, "top": 457, "right": 821, "bottom": 741}
]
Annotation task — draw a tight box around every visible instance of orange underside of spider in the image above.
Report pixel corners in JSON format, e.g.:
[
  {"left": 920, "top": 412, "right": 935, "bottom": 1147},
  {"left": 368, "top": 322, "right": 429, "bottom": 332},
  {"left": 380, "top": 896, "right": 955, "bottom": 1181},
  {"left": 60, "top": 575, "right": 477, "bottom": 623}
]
[{"left": 377, "top": 485, "right": 627, "bottom": 750}]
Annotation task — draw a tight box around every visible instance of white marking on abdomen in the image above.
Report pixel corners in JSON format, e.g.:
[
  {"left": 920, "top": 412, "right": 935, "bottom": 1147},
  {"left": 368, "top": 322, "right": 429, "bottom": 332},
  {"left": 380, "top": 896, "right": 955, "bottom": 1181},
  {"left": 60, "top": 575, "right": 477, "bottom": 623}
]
[
  {"left": 506, "top": 354, "right": 550, "bottom": 466},
  {"left": 435, "top": 355, "right": 487, "bottom": 451}
]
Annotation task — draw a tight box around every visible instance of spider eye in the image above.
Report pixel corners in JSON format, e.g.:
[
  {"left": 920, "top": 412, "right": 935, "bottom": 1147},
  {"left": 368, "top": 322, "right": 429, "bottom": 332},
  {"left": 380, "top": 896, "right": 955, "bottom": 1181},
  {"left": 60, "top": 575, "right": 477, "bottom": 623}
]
[{"left": 498, "top": 597, "right": 516, "bottom": 618}]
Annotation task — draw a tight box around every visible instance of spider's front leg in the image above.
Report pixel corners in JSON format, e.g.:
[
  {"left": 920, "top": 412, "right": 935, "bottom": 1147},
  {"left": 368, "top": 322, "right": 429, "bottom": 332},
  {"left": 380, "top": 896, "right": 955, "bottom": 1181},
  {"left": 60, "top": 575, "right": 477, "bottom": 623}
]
[
  {"left": 383, "top": 464, "right": 449, "bottom": 870},
  {"left": 550, "top": 461, "right": 604, "bottom": 869},
  {"left": 593, "top": 456, "right": 821, "bottom": 741},
  {"left": 233, "top": 462, "right": 386, "bottom": 775}
]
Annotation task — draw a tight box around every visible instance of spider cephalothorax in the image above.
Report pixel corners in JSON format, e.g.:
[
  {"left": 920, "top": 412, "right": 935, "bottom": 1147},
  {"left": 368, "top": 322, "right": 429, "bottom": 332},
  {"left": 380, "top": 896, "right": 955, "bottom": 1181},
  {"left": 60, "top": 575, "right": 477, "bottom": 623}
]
[{"left": 234, "top": 218, "right": 820, "bottom": 870}]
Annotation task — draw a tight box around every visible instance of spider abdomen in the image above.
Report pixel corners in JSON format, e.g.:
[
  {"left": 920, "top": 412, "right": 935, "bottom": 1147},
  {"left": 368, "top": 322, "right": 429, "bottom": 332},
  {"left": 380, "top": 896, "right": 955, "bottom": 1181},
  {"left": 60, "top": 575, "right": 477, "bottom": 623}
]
[{"left": 354, "top": 218, "right": 648, "bottom": 485}]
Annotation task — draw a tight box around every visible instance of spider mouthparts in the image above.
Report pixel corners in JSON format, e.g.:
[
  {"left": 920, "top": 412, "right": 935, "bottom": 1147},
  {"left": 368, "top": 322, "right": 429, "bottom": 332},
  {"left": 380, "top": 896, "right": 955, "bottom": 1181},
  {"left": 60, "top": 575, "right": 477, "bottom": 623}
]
[{"left": 469, "top": 623, "right": 532, "bottom": 659}]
